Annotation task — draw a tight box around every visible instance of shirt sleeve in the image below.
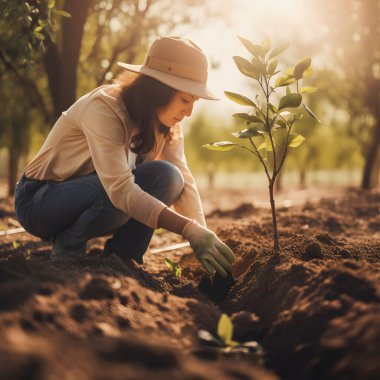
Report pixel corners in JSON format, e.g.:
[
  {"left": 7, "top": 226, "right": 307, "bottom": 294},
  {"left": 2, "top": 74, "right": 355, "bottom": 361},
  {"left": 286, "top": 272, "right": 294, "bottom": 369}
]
[
  {"left": 161, "top": 123, "right": 207, "bottom": 227},
  {"left": 79, "top": 98, "right": 167, "bottom": 228}
]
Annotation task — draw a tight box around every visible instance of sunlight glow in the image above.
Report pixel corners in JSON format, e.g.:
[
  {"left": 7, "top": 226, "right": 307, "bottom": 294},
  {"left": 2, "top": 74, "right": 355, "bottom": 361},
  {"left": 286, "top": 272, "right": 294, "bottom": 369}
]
[{"left": 181, "top": 0, "right": 314, "bottom": 122}]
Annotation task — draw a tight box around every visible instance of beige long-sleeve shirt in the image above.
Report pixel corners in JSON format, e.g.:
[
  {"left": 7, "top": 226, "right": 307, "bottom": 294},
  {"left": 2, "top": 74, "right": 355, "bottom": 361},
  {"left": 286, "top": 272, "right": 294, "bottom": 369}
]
[{"left": 24, "top": 84, "right": 206, "bottom": 229}]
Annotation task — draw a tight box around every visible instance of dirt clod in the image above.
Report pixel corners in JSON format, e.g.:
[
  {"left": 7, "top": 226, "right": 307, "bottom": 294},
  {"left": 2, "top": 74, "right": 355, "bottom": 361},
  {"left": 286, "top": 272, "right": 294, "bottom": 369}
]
[
  {"left": 79, "top": 277, "right": 114, "bottom": 300},
  {"left": 302, "top": 242, "right": 324, "bottom": 261}
]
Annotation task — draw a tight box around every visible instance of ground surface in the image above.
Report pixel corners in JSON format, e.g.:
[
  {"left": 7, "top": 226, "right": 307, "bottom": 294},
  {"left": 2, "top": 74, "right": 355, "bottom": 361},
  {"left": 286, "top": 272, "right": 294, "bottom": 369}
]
[{"left": 0, "top": 186, "right": 379, "bottom": 380}]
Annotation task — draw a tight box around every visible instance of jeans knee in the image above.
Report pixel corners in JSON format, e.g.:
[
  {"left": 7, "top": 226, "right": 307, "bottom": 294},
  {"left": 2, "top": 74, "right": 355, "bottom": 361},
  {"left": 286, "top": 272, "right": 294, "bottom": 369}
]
[{"left": 156, "top": 161, "right": 184, "bottom": 204}]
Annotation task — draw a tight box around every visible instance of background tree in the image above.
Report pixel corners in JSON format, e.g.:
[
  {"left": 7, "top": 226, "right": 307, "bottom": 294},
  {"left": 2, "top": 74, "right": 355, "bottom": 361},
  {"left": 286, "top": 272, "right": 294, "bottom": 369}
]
[
  {"left": 0, "top": 0, "right": 62, "bottom": 195},
  {"left": 0, "top": 0, "right": 217, "bottom": 195},
  {"left": 308, "top": 0, "right": 380, "bottom": 188}
]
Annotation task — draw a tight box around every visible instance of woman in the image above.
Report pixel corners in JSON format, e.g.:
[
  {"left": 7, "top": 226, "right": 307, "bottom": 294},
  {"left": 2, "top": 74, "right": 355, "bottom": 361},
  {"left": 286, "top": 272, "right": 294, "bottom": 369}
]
[{"left": 14, "top": 36, "right": 234, "bottom": 278}]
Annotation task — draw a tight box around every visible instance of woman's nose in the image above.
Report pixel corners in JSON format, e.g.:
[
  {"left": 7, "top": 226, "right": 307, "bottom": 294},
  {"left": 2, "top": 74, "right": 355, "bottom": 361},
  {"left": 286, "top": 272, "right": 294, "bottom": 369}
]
[{"left": 184, "top": 103, "right": 194, "bottom": 117}]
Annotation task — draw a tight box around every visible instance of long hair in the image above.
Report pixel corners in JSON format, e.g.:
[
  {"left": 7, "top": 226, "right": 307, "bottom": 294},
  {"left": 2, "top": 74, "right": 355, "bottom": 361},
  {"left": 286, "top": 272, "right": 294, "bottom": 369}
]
[{"left": 115, "top": 72, "right": 177, "bottom": 154}]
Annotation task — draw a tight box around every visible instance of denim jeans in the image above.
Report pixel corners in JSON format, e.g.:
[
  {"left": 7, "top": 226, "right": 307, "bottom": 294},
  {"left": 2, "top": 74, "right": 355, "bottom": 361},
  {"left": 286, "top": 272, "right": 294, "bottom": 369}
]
[{"left": 14, "top": 160, "right": 184, "bottom": 262}]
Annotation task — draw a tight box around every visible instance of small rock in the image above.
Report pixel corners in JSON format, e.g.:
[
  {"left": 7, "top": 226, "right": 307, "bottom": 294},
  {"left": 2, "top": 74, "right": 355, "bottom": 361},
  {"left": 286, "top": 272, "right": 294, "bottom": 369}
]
[
  {"left": 79, "top": 278, "right": 114, "bottom": 300},
  {"left": 302, "top": 242, "right": 324, "bottom": 261}
]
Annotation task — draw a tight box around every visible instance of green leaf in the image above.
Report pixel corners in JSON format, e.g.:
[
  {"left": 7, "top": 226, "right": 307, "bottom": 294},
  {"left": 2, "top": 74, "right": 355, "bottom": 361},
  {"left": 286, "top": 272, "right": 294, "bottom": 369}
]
[
  {"left": 53, "top": 9, "right": 72, "bottom": 17},
  {"left": 273, "top": 127, "right": 288, "bottom": 164},
  {"left": 284, "top": 67, "right": 295, "bottom": 76},
  {"left": 263, "top": 133, "right": 273, "bottom": 152},
  {"left": 202, "top": 141, "right": 237, "bottom": 151},
  {"left": 233, "top": 113, "right": 263, "bottom": 124},
  {"left": 268, "top": 59, "right": 278, "bottom": 76},
  {"left": 286, "top": 86, "right": 291, "bottom": 95},
  {"left": 251, "top": 57, "right": 266, "bottom": 76},
  {"left": 217, "top": 314, "right": 233, "bottom": 345},
  {"left": 48, "top": 0, "right": 55, "bottom": 8},
  {"left": 224, "top": 91, "right": 256, "bottom": 107},
  {"left": 288, "top": 133, "right": 305, "bottom": 147},
  {"left": 233, "top": 56, "right": 260, "bottom": 79},
  {"left": 257, "top": 141, "right": 266, "bottom": 150},
  {"left": 278, "top": 93, "right": 302, "bottom": 110},
  {"left": 303, "top": 67, "right": 314, "bottom": 78},
  {"left": 268, "top": 42, "right": 290, "bottom": 60},
  {"left": 269, "top": 103, "right": 278, "bottom": 114},
  {"left": 164, "top": 258, "right": 174, "bottom": 271},
  {"left": 238, "top": 36, "right": 265, "bottom": 58},
  {"left": 175, "top": 266, "right": 182, "bottom": 277},
  {"left": 261, "top": 36, "right": 271, "bottom": 54},
  {"left": 276, "top": 119, "right": 288, "bottom": 128},
  {"left": 12, "top": 241, "right": 21, "bottom": 249},
  {"left": 34, "top": 31, "right": 45, "bottom": 40},
  {"left": 303, "top": 104, "right": 322, "bottom": 122},
  {"left": 300, "top": 86, "right": 317, "bottom": 93},
  {"left": 294, "top": 57, "right": 312, "bottom": 80},
  {"left": 274, "top": 75, "right": 296, "bottom": 88},
  {"left": 231, "top": 125, "right": 265, "bottom": 138}
]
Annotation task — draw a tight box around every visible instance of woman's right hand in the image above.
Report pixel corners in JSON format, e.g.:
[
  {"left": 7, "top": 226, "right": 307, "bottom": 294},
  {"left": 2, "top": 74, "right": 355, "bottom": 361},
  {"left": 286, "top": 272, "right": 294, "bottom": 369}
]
[{"left": 181, "top": 220, "right": 235, "bottom": 278}]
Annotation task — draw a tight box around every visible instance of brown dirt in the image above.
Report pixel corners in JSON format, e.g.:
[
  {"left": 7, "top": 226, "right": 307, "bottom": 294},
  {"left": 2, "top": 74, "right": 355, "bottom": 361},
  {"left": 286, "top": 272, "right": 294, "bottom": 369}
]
[{"left": 0, "top": 187, "right": 379, "bottom": 380}]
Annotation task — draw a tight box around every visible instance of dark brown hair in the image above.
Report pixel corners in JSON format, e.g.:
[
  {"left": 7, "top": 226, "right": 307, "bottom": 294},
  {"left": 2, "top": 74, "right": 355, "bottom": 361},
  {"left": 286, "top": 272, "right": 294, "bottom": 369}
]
[{"left": 115, "top": 72, "right": 177, "bottom": 154}]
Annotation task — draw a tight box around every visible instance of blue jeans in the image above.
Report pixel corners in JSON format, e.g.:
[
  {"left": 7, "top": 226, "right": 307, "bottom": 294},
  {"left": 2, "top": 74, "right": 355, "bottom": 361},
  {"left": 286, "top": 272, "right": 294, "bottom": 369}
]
[{"left": 14, "top": 161, "right": 184, "bottom": 262}]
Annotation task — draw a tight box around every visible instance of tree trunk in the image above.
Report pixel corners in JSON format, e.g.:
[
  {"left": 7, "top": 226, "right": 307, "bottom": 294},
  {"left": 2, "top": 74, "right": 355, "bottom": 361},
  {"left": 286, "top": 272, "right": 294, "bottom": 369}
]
[
  {"left": 362, "top": 120, "right": 380, "bottom": 189},
  {"left": 8, "top": 145, "right": 20, "bottom": 197},
  {"left": 269, "top": 182, "right": 280, "bottom": 254},
  {"left": 299, "top": 169, "right": 307, "bottom": 189},
  {"left": 44, "top": 0, "right": 92, "bottom": 120},
  {"left": 274, "top": 168, "right": 283, "bottom": 194}
]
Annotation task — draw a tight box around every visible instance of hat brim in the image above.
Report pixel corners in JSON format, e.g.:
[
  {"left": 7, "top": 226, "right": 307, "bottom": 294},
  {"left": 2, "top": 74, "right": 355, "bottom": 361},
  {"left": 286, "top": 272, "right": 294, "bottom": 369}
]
[{"left": 117, "top": 62, "right": 219, "bottom": 100}]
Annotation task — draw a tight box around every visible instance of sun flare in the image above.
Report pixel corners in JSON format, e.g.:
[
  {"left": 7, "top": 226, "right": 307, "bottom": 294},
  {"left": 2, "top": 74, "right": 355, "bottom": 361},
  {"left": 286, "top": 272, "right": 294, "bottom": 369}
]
[{"left": 182, "top": 0, "right": 313, "bottom": 120}]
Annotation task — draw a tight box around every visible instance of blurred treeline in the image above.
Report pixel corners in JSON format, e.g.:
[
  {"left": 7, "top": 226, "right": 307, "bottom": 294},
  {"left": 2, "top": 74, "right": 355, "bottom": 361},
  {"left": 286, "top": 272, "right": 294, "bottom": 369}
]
[
  {"left": 0, "top": 0, "right": 219, "bottom": 195},
  {"left": 0, "top": 0, "right": 379, "bottom": 196}
]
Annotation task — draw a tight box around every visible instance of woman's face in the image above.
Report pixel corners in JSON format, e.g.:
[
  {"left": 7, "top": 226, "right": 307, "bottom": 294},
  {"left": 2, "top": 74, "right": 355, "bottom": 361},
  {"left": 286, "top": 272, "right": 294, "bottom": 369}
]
[{"left": 157, "top": 91, "right": 199, "bottom": 127}]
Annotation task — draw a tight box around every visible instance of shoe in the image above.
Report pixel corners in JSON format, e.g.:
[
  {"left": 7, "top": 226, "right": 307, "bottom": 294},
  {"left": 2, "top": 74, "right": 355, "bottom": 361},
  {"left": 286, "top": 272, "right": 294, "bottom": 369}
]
[
  {"left": 51, "top": 238, "right": 87, "bottom": 262},
  {"left": 103, "top": 239, "right": 143, "bottom": 264}
]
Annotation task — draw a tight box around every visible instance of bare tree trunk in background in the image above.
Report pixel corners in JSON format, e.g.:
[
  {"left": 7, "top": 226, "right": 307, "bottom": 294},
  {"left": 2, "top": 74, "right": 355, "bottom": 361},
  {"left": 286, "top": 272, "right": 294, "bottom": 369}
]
[
  {"left": 360, "top": 0, "right": 380, "bottom": 189},
  {"left": 362, "top": 87, "right": 380, "bottom": 188},
  {"left": 275, "top": 168, "right": 283, "bottom": 194},
  {"left": 299, "top": 169, "right": 306, "bottom": 189},
  {"left": 362, "top": 125, "right": 380, "bottom": 188},
  {"left": 7, "top": 144, "right": 20, "bottom": 196},
  {"left": 44, "top": 0, "right": 92, "bottom": 120}
]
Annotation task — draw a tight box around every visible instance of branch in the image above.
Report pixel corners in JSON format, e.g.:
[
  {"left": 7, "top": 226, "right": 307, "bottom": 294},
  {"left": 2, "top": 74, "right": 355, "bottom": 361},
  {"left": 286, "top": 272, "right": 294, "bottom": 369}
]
[
  {"left": 0, "top": 51, "right": 50, "bottom": 121},
  {"left": 249, "top": 137, "right": 271, "bottom": 181}
]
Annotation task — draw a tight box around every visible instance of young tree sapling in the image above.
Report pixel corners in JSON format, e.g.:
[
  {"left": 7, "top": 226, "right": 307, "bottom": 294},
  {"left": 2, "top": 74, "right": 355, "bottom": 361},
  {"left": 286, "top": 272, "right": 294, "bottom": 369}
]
[{"left": 203, "top": 36, "right": 320, "bottom": 253}]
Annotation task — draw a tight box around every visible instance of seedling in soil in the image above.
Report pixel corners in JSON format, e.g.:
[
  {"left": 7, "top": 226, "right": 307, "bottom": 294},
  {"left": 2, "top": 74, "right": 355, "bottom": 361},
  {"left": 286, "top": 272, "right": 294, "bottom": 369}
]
[
  {"left": 164, "top": 257, "right": 182, "bottom": 277},
  {"left": 203, "top": 36, "right": 320, "bottom": 254},
  {"left": 217, "top": 313, "right": 239, "bottom": 346},
  {"left": 24, "top": 249, "right": 31, "bottom": 261},
  {"left": 197, "top": 313, "right": 264, "bottom": 361},
  {"left": 12, "top": 240, "right": 21, "bottom": 250}
]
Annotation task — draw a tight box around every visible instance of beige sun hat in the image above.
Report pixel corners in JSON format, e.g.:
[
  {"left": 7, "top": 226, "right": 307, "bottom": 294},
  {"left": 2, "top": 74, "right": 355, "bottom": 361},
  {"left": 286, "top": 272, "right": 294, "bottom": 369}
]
[{"left": 117, "top": 36, "right": 219, "bottom": 100}]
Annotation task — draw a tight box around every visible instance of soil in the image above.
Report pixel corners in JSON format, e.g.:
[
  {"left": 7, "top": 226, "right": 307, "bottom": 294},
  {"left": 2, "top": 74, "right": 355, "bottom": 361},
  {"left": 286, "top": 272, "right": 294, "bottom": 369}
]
[{"left": 0, "top": 186, "right": 379, "bottom": 380}]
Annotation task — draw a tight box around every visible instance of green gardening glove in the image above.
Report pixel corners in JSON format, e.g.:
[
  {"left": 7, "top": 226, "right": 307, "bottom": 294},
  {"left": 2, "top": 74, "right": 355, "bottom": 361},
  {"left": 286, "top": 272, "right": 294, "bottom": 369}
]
[{"left": 181, "top": 220, "right": 235, "bottom": 277}]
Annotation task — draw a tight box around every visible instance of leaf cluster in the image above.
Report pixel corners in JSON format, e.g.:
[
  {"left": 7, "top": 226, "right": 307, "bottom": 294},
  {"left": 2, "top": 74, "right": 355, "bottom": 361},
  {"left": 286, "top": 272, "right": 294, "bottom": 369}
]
[
  {"left": 164, "top": 258, "right": 182, "bottom": 277},
  {"left": 0, "top": 0, "right": 69, "bottom": 66},
  {"left": 203, "top": 36, "right": 320, "bottom": 183}
]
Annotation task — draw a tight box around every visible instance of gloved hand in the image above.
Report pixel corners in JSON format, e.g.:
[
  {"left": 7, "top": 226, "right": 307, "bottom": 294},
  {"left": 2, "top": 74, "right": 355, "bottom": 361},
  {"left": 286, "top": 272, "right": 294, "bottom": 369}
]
[{"left": 182, "top": 219, "right": 235, "bottom": 278}]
